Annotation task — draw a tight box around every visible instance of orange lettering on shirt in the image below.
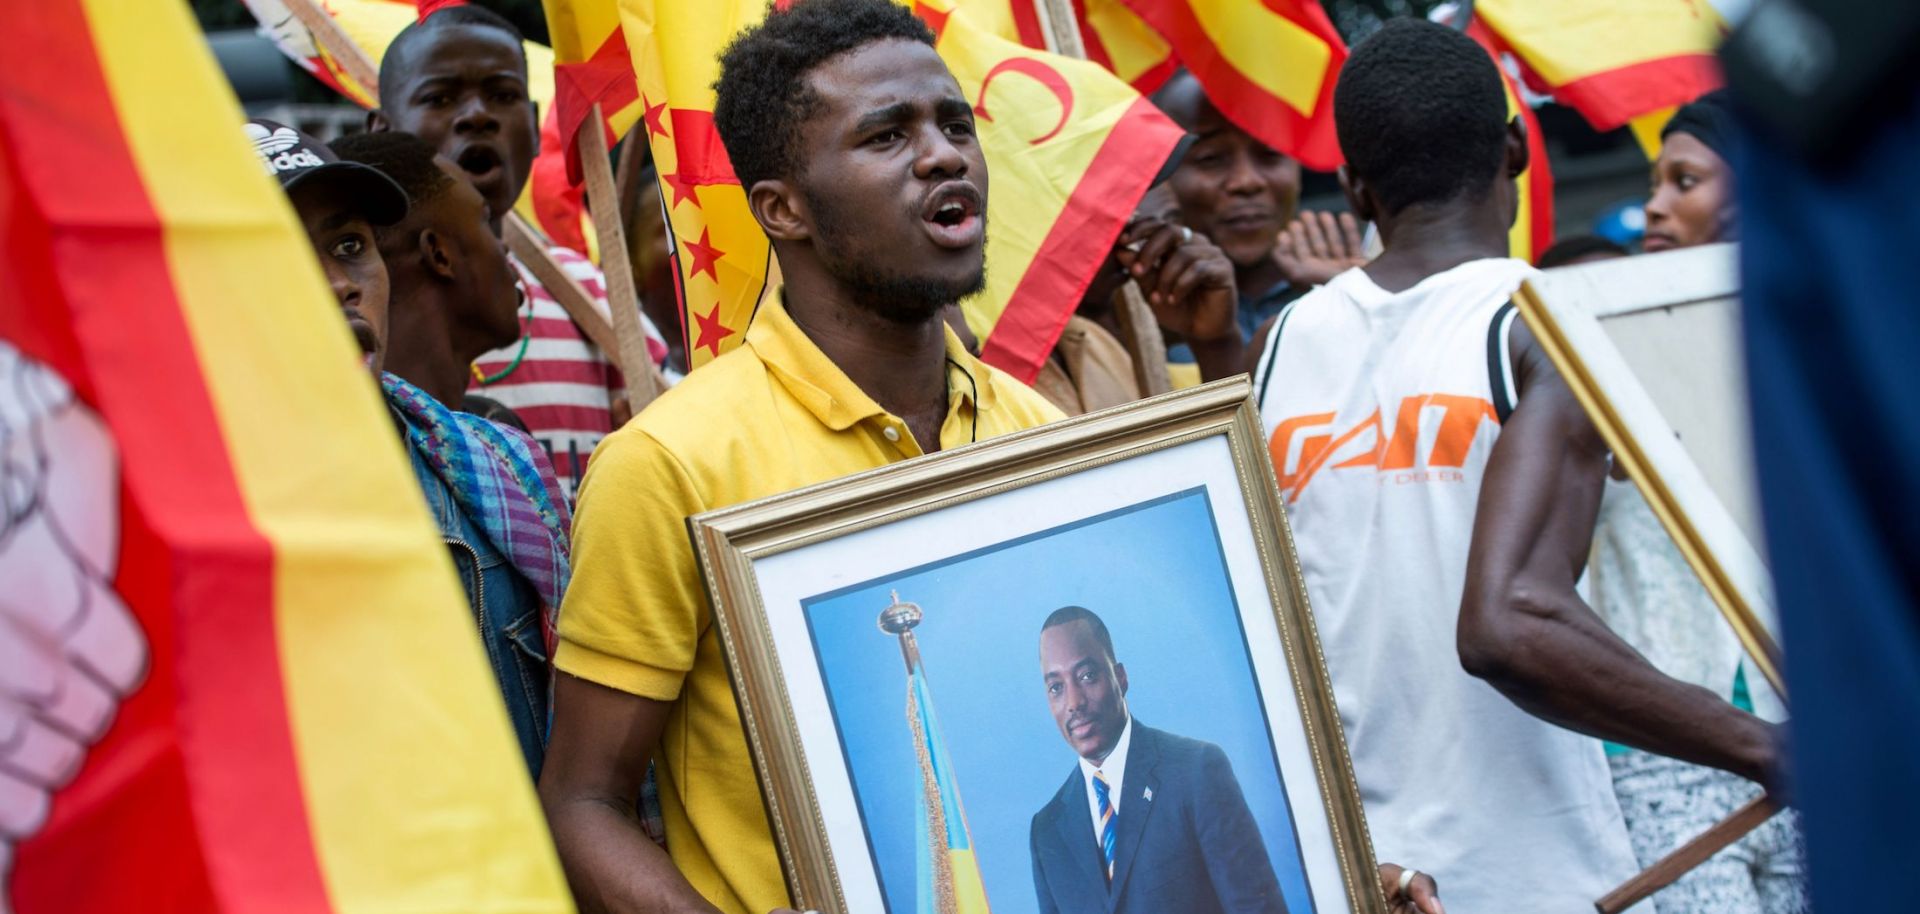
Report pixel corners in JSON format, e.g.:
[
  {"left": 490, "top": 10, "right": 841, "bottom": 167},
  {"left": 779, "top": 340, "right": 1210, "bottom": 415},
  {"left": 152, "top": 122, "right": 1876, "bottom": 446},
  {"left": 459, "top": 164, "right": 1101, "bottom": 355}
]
[
  {"left": 1267, "top": 411, "right": 1336, "bottom": 489},
  {"left": 1270, "top": 393, "right": 1500, "bottom": 502}
]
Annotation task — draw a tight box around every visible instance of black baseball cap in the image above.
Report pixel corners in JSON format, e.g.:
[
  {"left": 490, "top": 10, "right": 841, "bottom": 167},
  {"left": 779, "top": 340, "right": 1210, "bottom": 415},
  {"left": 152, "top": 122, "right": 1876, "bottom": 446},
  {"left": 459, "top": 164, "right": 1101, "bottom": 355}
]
[{"left": 246, "top": 118, "right": 408, "bottom": 226}]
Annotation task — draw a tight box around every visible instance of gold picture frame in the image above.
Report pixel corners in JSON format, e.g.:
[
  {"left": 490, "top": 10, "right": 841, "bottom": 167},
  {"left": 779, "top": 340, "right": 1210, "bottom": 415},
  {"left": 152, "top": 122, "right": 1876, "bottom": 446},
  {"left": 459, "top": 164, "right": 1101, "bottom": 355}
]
[
  {"left": 1515, "top": 243, "right": 1783, "bottom": 696},
  {"left": 689, "top": 378, "right": 1387, "bottom": 914}
]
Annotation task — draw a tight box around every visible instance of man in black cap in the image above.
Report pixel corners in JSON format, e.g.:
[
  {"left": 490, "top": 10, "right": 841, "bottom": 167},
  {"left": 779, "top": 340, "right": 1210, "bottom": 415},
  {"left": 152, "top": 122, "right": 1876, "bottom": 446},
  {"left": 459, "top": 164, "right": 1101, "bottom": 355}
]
[
  {"left": 249, "top": 120, "right": 569, "bottom": 780},
  {"left": 245, "top": 118, "right": 408, "bottom": 377}
]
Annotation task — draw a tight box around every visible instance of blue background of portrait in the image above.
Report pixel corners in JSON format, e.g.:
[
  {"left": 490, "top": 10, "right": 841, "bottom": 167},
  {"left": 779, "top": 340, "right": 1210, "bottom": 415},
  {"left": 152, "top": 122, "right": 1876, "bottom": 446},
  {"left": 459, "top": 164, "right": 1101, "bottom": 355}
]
[{"left": 802, "top": 488, "right": 1316, "bottom": 914}]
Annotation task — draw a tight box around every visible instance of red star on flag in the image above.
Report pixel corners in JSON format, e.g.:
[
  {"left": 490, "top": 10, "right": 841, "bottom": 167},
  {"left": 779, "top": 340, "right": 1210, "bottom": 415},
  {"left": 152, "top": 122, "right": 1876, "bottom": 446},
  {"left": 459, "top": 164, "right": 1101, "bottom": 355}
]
[
  {"left": 641, "top": 94, "right": 669, "bottom": 140},
  {"left": 682, "top": 228, "right": 724, "bottom": 282},
  {"left": 692, "top": 302, "right": 735, "bottom": 359},
  {"left": 662, "top": 170, "right": 701, "bottom": 210}
]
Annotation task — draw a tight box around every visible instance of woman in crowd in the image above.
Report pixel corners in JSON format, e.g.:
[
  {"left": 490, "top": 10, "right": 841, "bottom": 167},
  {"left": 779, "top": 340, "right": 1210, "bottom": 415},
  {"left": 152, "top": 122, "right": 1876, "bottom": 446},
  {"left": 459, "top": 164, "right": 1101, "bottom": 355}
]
[{"left": 1594, "top": 89, "right": 1807, "bottom": 914}]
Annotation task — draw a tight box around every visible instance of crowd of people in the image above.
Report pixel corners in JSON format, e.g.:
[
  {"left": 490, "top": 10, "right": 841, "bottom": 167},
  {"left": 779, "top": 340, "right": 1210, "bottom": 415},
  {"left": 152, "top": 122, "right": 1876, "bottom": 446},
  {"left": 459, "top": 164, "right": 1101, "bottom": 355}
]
[{"left": 250, "top": 1, "right": 1797, "bottom": 912}]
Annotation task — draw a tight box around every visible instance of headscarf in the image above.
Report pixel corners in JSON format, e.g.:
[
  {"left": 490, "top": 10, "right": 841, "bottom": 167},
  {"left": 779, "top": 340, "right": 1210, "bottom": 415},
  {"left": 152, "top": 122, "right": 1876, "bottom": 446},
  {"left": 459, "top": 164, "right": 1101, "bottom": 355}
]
[{"left": 1661, "top": 89, "right": 1736, "bottom": 162}]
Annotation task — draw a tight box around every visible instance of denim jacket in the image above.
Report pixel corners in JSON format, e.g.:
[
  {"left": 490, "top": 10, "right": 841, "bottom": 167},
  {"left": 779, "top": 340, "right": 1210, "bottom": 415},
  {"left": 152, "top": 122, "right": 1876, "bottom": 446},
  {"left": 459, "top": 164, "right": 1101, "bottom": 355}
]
[{"left": 405, "top": 439, "right": 550, "bottom": 779}]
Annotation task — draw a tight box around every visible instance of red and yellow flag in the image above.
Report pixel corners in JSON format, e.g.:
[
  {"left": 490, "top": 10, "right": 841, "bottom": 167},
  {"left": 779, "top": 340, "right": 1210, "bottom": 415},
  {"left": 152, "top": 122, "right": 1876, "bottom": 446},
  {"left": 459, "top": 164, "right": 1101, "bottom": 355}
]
[
  {"left": 0, "top": 3, "right": 571, "bottom": 912},
  {"left": 1464, "top": 20, "right": 1555, "bottom": 263},
  {"left": 1473, "top": 0, "right": 1725, "bottom": 134},
  {"left": 1113, "top": 0, "right": 1347, "bottom": 169},
  {"left": 545, "top": 0, "right": 645, "bottom": 184},
  {"left": 241, "top": 0, "right": 598, "bottom": 254},
  {"left": 929, "top": 0, "right": 1172, "bottom": 92},
  {"left": 620, "top": 0, "right": 1183, "bottom": 380},
  {"left": 1075, "top": 0, "right": 1176, "bottom": 93}
]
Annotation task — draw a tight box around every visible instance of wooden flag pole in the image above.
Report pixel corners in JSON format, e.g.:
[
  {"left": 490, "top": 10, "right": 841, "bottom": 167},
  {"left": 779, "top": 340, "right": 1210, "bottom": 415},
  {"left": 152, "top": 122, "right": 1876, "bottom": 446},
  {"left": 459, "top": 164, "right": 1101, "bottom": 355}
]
[
  {"left": 575, "top": 103, "right": 661, "bottom": 411},
  {"left": 281, "top": 0, "right": 380, "bottom": 97},
  {"left": 1031, "top": 0, "right": 1172, "bottom": 396},
  {"left": 1596, "top": 796, "right": 1779, "bottom": 913}
]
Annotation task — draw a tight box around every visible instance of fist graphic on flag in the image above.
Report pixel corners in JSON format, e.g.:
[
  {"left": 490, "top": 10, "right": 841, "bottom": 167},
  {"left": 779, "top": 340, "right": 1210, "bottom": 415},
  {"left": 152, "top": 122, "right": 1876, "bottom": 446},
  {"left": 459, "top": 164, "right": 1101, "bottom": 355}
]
[{"left": 0, "top": 342, "right": 148, "bottom": 903}]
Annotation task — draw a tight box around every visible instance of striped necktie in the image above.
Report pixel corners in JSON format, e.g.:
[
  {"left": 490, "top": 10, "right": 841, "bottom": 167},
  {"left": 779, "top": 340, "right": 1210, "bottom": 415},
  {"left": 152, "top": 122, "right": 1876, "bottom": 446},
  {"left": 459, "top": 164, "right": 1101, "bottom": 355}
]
[{"left": 1093, "top": 770, "right": 1117, "bottom": 882}]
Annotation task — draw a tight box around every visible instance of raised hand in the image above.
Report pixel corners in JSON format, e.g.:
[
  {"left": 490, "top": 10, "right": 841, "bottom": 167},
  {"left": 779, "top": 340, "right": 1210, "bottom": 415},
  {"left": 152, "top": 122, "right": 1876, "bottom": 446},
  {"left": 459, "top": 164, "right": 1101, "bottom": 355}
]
[{"left": 1275, "top": 210, "right": 1368, "bottom": 287}]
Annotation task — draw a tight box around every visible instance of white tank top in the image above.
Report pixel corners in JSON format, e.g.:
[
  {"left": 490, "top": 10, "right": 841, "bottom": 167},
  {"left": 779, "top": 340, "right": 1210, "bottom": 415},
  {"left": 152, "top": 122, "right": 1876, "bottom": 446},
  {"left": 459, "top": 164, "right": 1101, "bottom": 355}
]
[{"left": 1252, "top": 259, "right": 1640, "bottom": 913}]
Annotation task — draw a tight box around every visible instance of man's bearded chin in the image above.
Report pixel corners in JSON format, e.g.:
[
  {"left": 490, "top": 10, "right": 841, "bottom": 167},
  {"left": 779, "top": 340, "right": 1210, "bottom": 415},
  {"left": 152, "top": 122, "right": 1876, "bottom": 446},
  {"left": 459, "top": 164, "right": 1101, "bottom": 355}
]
[{"left": 809, "top": 189, "right": 987, "bottom": 325}]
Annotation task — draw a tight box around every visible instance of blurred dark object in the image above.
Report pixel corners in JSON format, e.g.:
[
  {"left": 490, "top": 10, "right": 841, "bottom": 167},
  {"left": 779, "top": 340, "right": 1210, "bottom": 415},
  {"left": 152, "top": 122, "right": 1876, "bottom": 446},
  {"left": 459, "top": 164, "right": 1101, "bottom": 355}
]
[
  {"left": 206, "top": 29, "right": 292, "bottom": 107},
  {"left": 463, "top": 394, "right": 532, "bottom": 435},
  {"left": 1731, "top": 26, "right": 1920, "bottom": 914},
  {"left": 1721, "top": 0, "right": 1920, "bottom": 162}
]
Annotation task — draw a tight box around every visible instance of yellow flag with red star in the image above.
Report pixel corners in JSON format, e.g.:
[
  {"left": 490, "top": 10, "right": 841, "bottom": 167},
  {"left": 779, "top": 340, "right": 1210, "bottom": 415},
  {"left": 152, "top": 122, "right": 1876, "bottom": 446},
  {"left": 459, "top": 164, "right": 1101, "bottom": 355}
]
[
  {"left": 544, "top": 0, "right": 645, "bottom": 182},
  {"left": 620, "top": 0, "right": 1183, "bottom": 379}
]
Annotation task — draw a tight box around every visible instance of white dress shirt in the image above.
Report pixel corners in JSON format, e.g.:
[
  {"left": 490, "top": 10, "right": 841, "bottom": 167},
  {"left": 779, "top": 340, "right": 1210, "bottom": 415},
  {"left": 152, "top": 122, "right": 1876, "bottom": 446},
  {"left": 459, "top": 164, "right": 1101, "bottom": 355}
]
[{"left": 1077, "top": 717, "right": 1134, "bottom": 847}]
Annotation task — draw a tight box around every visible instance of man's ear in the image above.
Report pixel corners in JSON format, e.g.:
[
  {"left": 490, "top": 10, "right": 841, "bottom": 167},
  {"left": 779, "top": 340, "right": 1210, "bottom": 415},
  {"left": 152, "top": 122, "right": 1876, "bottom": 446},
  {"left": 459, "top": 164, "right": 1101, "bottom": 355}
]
[
  {"left": 749, "top": 178, "right": 811, "bottom": 243},
  {"left": 1338, "top": 165, "right": 1376, "bottom": 226},
  {"left": 1504, "top": 116, "right": 1530, "bottom": 179},
  {"left": 417, "top": 226, "right": 456, "bottom": 281},
  {"left": 529, "top": 100, "right": 542, "bottom": 154},
  {"left": 367, "top": 108, "right": 391, "bottom": 133},
  {"left": 1114, "top": 662, "right": 1128, "bottom": 697}
]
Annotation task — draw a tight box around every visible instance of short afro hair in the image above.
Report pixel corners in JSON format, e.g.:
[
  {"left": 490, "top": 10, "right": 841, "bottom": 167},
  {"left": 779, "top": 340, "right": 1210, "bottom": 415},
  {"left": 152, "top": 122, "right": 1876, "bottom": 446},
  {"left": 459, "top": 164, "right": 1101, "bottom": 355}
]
[
  {"left": 378, "top": 5, "right": 527, "bottom": 109},
  {"left": 329, "top": 131, "right": 457, "bottom": 233},
  {"left": 1334, "top": 18, "right": 1509, "bottom": 216},
  {"left": 1042, "top": 606, "right": 1117, "bottom": 662},
  {"left": 713, "top": 0, "right": 936, "bottom": 189}
]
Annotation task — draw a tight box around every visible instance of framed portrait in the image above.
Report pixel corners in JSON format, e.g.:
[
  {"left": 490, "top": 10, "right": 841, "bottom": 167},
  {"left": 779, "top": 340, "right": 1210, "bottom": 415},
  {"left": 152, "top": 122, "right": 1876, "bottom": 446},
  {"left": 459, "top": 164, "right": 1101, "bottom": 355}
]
[
  {"left": 1516, "top": 242, "right": 1783, "bottom": 694},
  {"left": 689, "top": 379, "right": 1385, "bottom": 914}
]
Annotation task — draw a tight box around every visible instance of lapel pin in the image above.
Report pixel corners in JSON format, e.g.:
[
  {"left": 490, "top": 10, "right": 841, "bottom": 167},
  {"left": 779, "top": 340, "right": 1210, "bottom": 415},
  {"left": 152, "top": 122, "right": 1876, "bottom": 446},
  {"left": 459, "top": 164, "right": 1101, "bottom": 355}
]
[{"left": 1143, "top": 787, "right": 1153, "bottom": 802}]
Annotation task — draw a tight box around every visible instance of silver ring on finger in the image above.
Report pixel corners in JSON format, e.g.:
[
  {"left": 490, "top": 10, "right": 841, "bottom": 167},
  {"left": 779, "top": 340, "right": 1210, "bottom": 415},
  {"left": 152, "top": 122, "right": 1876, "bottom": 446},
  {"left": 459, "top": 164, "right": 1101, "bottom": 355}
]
[{"left": 1180, "top": 225, "right": 1193, "bottom": 244}]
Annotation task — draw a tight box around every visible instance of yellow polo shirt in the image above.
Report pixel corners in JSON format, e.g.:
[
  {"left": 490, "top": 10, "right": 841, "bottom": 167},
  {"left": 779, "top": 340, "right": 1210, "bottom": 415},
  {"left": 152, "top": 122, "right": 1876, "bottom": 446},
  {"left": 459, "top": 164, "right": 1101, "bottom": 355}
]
[{"left": 555, "top": 299, "right": 1064, "bottom": 914}]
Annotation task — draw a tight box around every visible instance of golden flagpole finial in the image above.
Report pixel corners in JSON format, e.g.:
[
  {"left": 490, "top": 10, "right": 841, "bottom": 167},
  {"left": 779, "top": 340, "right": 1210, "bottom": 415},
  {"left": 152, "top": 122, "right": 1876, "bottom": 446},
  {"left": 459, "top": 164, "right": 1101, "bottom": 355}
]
[{"left": 878, "top": 590, "right": 924, "bottom": 635}]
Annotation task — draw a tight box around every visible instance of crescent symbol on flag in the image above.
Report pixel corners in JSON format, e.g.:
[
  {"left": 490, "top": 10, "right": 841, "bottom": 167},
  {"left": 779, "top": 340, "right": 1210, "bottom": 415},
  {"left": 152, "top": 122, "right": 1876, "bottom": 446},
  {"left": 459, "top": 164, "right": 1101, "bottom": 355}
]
[{"left": 972, "top": 57, "right": 1074, "bottom": 146}]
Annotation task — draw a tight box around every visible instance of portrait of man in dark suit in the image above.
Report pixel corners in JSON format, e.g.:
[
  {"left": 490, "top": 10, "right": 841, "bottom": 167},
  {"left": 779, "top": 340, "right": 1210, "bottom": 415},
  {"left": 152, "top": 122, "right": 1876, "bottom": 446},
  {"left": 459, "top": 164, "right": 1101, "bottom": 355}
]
[{"left": 1029, "top": 605, "right": 1288, "bottom": 914}]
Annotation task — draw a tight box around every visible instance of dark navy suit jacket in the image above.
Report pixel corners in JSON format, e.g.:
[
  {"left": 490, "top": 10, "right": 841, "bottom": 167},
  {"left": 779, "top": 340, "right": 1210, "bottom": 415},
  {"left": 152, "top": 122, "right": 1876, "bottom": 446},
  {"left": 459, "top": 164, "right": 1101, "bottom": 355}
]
[{"left": 1029, "top": 721, "right": 1288, "bottom": 914}]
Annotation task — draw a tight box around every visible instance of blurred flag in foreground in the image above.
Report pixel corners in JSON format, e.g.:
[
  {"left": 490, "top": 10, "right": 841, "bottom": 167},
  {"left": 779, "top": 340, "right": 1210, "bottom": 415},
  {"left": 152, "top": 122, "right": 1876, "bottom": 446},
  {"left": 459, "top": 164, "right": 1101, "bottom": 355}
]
[
  {"left": 0, "top": 3, "right": 571, "bottom": 911},
  {"left": 620, "top": 0, "right": 1182, "bottom": 380},
  {"left": 1115, "top": 0, "right": 1347, "bottom": 169}
]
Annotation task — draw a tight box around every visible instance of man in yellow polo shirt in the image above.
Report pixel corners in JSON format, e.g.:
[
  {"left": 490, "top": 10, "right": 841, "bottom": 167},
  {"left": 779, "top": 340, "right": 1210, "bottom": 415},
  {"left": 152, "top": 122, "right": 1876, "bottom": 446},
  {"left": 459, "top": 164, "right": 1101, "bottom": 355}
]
[{"left": 536, "top": 3, "right": 1068, "bottom": 913}]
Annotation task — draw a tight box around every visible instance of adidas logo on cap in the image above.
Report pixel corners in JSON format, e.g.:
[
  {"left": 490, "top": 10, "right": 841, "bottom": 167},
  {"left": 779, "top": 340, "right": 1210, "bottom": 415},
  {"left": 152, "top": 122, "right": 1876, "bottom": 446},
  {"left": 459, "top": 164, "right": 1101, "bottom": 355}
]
[{"left": 245, "top": 122, "right": 324, "bottom": 176}]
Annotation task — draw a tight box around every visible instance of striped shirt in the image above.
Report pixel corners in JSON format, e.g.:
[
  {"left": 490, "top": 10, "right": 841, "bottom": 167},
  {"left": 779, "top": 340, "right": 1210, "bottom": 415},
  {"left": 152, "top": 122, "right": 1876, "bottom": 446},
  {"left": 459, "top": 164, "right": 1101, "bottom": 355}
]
[{"left": 470, "top": 246, "right": 668, "bottom": 500}]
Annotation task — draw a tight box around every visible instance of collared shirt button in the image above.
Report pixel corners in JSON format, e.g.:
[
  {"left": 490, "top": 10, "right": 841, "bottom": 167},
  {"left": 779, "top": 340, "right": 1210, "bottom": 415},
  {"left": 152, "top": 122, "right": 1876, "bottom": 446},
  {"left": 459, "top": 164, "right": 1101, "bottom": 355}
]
[{"left": 882, "top": 426, "right": 901, "bottom": 442}]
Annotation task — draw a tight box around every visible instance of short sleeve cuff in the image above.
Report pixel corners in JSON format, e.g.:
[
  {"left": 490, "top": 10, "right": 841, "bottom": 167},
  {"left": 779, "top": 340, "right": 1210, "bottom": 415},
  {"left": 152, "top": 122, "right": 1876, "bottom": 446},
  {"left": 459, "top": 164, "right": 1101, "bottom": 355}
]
[{"left": 553, "top": 638, "right": 687, "bottom": 701}]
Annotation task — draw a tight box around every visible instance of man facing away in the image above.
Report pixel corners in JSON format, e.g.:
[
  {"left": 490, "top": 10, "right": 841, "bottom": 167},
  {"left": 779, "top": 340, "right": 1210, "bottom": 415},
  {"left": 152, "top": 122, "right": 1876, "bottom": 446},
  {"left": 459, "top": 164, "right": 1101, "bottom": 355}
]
[
  {"left": 371, "top": 5, "right": 669, "bottom": 496},
  {"left": 326, "top": 129, "right": 573, "bottom": 779},
  {"left": 1030, "top": 606, "right": 1285, "bottom": 914},
  {"left": 1250, "top": 20, "right": 1781, "bottom": 911}
]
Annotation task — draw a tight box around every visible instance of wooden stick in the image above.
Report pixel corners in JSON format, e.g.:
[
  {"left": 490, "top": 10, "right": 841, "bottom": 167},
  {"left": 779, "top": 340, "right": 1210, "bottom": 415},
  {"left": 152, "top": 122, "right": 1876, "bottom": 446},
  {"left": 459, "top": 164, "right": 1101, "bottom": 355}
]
[
  {"left": 504, "top": 214, "right": 619, "bottom": 352},
  {"left": 1595, "top": 795, "right": 1780, "bottom": 914},
  {"left": 1031, "top": 0, "right": 1172, "bottom": 395},
  {"left": 1111, "top": 284, "right": 1173, "bottom": 396},
  {"left": 576, "top": 103, "right": 661, "bottom": 411},
  {"left": 1031, "top": 0, "right": 1088, "bottom": 58},
  {"left": 280, "top": 0, "right": 379, "bottom": 98}
]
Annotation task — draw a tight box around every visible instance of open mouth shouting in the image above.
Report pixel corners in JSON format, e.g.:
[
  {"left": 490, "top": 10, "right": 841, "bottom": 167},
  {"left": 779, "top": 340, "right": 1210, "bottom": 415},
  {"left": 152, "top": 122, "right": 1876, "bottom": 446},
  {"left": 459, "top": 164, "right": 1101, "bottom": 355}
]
[
  {"left": 921, "top": 180, "right": 984, "bottom": 251},
  {"left": 454, "top": 143, "right": 504, "bottom": 192},
  {"left": 342, "top": 307, "right": 379, "bottom": 370}
]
